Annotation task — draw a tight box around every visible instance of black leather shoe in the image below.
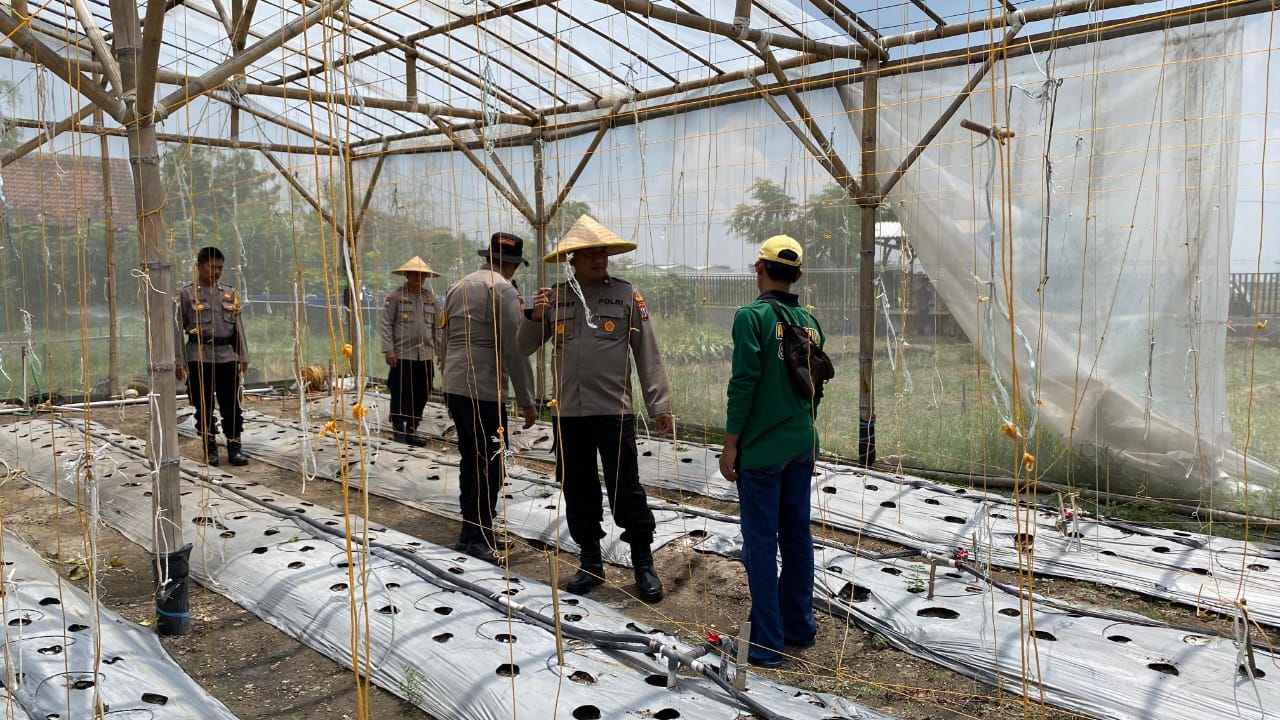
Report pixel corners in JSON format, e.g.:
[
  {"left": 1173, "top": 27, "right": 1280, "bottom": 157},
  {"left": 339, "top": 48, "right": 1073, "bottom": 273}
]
[
  {"left": 462, "top": 540, "right": 505, "bottom": 565},
  {"left": 226, "top": 443, "right": 249, "bottom": 466},
  {"left": 634, "top": 566, "right": 664, "bottom": 603},
  {"left": 566, "top": 566, "right": 605, "bottom": 595}
]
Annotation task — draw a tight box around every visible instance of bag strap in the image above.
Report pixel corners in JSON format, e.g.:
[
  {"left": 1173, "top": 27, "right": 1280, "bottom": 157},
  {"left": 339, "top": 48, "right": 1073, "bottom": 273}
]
[{"left": 763, "top": 298, "right": 795, "bottom": 328}]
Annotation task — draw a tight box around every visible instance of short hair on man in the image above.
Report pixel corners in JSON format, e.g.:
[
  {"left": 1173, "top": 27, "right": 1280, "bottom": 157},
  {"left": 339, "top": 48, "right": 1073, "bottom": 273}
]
[
  {"left": 762, "top": 251, "right": 801, "bottom": 283},
  {"left": 197, "top": 246, "right": 225, "bottom": 264}
]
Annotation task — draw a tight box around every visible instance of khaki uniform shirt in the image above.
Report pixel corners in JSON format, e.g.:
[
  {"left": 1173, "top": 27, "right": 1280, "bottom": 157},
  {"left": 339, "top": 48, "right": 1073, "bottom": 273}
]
[
  {"left": 440, "top": 269, "right": 535, "bottom": 406},
  {"left": 379, "top": 285, "right": 439, "bottom": 362},
  {"left": 517, "top": 276, "right": 671, "bottom": 418},
  {"left": 176, "top": 282, "right": 249, "bottom": 365}
]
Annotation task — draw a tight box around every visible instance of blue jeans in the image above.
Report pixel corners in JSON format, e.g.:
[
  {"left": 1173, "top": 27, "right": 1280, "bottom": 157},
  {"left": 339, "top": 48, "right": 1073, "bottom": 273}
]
[{"left": 737, "top": 449, "right": 817, "bottom": 664}]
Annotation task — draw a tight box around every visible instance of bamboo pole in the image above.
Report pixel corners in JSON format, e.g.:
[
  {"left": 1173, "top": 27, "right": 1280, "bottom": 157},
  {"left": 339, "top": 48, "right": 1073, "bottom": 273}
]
[
  {"left": 546, "top": 102, "right": 622, "bottom": 220},
  {"left": 72, "top": 0, "right": 123, "bottom": 97},
  {"left": 856, "top": 59, "right": 879, "bottom": 467},
  {"left": 153, "top": 0, "right": 347, "bottom": 120},
  {"left": 599, "top": 0, "right": 864, "bottom": 60},
  {"left": 109, "top": 0, "right": 188, "bottom": 636},
  {"left": 532, "top": 136, "right": 547, "bottom": 402},
  {"left": 0, "top": 103, "right": 99, "bottom": 168},
  {"left": 0, "top": 9, "right": 126, "bottom": 121},
  {"left": 876, "top": 18, "right": 1024, "bottom": 201},
  {"left": 96, "top": 109, "right": 119, "bottom": 399},
  {"left": 351, "top": 140, "right": 390, "bottom": 242},
  {"left": 2, "top": 118, "right": 330, "bottom": 156},
  {"left": 429, "top": 116, "right": 536, "bottom": 223}
]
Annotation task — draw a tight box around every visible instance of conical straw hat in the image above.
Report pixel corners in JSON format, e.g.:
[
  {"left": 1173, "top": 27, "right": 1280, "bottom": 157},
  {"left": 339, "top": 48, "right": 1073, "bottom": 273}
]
[
  {"left": 543, "top": 215, "right": 637, "bottom": 263},
  {"left": 392, "top": 256, "right": 440, "bottom": 277}
]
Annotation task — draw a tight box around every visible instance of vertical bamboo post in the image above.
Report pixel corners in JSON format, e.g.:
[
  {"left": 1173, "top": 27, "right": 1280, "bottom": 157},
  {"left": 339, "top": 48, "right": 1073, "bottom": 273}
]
[
  {"left": 96, "top": 108, "right": 119, "bottom": 398},
  {"left": 857, "top": 59, "right": 879, "bottom": 467},
  {"left": 110, "top": 0, "right": 189, "bottom": 635},
  {"left": 532, "top": 134, "right": 547, "bottom": 401}
]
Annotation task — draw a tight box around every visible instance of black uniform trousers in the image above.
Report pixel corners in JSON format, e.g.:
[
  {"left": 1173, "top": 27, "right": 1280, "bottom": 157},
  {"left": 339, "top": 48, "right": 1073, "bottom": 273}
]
[
  {"left": 388, "top": 359, "right": 432, "bottom": 430},
  {"left": 187, "top": 359, "right": 244, "bottom": 442},
  {"left": 446, "top": 393, "right": 506, "bottom": 545},
  {"left": 555, "top": 415, "right": 656, "bottom": 547}
]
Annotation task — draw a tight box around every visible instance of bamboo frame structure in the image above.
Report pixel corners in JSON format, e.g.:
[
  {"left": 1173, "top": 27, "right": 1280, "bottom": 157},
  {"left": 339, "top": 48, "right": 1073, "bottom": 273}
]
[{"left": 0, "top": 0, "right": 1270, "bottom": 634}]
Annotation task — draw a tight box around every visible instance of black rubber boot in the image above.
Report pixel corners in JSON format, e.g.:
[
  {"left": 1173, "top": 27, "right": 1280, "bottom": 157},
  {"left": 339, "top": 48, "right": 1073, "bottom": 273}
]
[
  {"left": 203, "top": 438, "right": 220, "bottom": 467},
  {"left": 566, "top": 541, "right": 605, "bottom": 595},
  {"left": 226, "top": 440, "right": 249, "bottom": 467},
  {"left": 631, "top": 543, "right": 664, "bottom": 603},
  {"left": 391, "top": 419, "right": 408, "bottom": 444}
]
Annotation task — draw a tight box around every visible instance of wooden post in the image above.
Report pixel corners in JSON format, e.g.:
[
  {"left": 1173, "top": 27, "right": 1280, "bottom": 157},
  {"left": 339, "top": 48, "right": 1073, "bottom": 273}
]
[
  {"left": 109, "top": 0, "right": 189, "bottom": 635},
  {"left": 96, "top": 109, "right": 119, "bottom": 398},
  {"left": 857, "top": 59, "right": 879, "bottom": 467},
  {"left": 532, "top": 134, "right": 547, "bottom": 401}
]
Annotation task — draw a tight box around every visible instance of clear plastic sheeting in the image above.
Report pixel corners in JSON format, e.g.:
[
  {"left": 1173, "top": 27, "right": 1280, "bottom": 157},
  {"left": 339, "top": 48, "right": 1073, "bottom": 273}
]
[
  {"left": 177, "top": 406, "right": 741, "bottom": 567},
  {"left": 816, "top": 546, "right": 1276, "bottom": 720},
  {"left": 0, "top": 531, "right": 239, "bottom": 720},
  {"left": 840, "top": 21, "right": 1265, "bottom": 505},
  {"left": 0, "top": 419, "right": 884, "bottom": 720}
]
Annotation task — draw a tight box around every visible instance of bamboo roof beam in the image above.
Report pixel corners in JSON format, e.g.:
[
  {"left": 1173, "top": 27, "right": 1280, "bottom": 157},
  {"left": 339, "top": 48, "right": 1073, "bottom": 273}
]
[
  {"left": 546, "top": 100, "right": 625, "bottom": 221},
  {"left": 805, "top": 0, "right": 888, "bottom": 61},
  {"left": 669, "top": 0, "right": 759, "bottom": 61},
  {"left": 906, "top": 0, "right": 947, "bottom": 28},
  {"left": 877, "top": 17, "right": 1024, "bottom": 201},
  {"left": 548, "top": 2, "right": 693, "bottom": 82},
  {"left": 210, "top": 89, "right": 342, "bottom": 152},
  {"left": 231, "top": 0, "right": 259, "bottom": 50},
  {"left": 351, "top": 140, "right": 390, "bottom": 240},
  {"left": 829, "top": 0, "right": 885, "bottom": 40},
  {"left": 244, "top": 83, "right": 530, "bottom": 125},
  {"left": 153, "top": 0, "right": 348, "bottom": 121},
  {"left": 430, "top": 115, "right": 536, "bottom": 224},
  {"left": 72, "top": 0, "right": 123, "bottom": 97},
  {"left": 273, "top": 1, "right": 539, "bottom": 119},
  {"left": 260, "top": 149, "right": 340, "bottom": 231},
  {"left": 750, "top": 75, "right": 859, "bottom": 198},
  {"left": 881, "top": 0, "right": 1154, "bottom": 48},
  {"left": 270, "top": 0, "right": 556, "bottom": 89},
  {"left": 0, "top": 101, "right": 100, "bottom": 167},
  {"left": 135, "top": 0, "right": 172, "bottom": 118},
  {"left": 3, "top": 115, "right": 326, "bottom": 154},
  {"left": 0, "top": 8, "right": 126, "bottom": 121},
  {"left": 758, "top": 44, "right": 860, "bottom": 197},
  {"left": 594, "top": 0, "right": 866, "bottom": 60},
  {"left": 364, "top": 0, "right": 592, "bottom": 107}
]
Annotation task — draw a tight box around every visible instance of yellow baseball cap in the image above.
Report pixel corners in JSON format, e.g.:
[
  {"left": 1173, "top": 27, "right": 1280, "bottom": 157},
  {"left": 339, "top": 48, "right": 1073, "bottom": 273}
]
[{"left": 759, "top": 235, "right": 803, "bottom": 267}]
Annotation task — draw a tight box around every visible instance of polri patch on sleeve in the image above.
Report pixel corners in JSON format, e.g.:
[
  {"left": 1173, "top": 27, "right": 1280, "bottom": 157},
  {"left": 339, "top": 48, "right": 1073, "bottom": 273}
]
[{"left": 634, "top": 293, "right": 649, "bottom": 321}]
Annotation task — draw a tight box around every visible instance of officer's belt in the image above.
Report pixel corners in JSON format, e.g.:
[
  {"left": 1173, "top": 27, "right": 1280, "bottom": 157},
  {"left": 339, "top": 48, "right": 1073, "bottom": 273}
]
[{"left": 187, "top": 334, "right": 236, "bottom": 346}]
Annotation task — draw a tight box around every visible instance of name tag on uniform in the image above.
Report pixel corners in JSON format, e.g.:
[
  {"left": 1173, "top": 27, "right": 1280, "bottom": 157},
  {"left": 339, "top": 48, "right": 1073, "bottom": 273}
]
[
  {"left": 193, "top": 303, "right": 206, "bottom": 310},
  {"left": 402, "top": 313, "right": 410, "bottom": 320}
]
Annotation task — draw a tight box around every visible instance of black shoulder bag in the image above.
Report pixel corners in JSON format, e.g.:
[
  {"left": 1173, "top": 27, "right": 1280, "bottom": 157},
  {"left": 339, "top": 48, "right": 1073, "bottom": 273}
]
[{"left": 764, "top": 299, "right": 835, "bottom": 409}]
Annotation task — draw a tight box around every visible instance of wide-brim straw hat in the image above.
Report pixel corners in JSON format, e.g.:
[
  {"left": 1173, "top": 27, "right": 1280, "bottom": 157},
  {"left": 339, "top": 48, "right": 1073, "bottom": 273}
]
[
  {"left": 543, "top": 215, "right": 637, "bottom": 263},
  {"left": 392, "top": 256, "right": 440, "bottom": 277}
]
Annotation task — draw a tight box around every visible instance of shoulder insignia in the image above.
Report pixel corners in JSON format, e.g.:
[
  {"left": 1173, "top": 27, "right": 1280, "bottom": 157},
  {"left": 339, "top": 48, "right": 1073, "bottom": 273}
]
[
  {"left": 634, "top": 292, "right": 649, "bottom": 321},
  {"left": 385, "top": 293, "right": 394, "bottom": 304}
]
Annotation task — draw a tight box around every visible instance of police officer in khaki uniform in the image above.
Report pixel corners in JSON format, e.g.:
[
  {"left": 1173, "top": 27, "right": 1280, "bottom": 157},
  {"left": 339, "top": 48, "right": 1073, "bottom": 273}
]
[
  {"left": 380, "top": 256, "right": 441, "bottom": 446},
  {"left": 518, "top": 215, "right": 672, "bottom": 603},
  {"left": 441, "top": 232, "right": 538, "bottom": 563},
  {"left": 175, "top": 246, "right": 250, "bottom": 467}
]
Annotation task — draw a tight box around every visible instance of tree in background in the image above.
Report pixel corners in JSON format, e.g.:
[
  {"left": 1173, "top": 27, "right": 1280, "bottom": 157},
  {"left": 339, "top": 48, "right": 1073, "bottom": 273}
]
[
  {"left": 728, "top": 178, "right": 872, "bottom": 268},
  {"left": 161, "top": 146, "right": 296, "bottom": 296}
]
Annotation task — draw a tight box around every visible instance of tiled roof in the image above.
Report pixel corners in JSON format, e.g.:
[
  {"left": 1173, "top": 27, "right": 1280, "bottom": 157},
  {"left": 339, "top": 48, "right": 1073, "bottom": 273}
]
[{"left": 0, "top": 153, "right": 134, "bottom": 229}]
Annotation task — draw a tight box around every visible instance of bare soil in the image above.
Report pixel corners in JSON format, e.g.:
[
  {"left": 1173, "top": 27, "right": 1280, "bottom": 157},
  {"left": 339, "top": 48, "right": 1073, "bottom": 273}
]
[{"left": 0, "top": 396, "right": 1239, "bottom": 720}]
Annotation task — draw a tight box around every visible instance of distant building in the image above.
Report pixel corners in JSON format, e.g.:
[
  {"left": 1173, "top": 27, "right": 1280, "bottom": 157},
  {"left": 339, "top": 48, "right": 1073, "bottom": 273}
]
[{"left": 0, "top": 154, "right": 134, "bottom": 230}]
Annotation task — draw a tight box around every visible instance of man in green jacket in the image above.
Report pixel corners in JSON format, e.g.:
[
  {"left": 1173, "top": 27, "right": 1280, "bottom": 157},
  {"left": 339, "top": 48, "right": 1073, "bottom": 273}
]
[{"left": 718, "top": 234, "right": 823, "bottom": 668}]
